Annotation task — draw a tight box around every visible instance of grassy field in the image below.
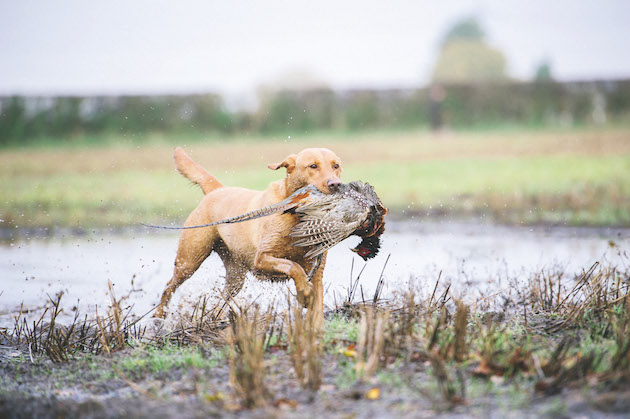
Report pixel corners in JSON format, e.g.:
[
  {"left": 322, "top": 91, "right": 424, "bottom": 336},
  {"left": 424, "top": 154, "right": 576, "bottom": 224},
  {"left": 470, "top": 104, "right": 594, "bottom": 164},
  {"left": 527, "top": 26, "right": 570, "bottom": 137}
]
[{"left": 1, "top": 126, "right": 630, "bottom": 230}]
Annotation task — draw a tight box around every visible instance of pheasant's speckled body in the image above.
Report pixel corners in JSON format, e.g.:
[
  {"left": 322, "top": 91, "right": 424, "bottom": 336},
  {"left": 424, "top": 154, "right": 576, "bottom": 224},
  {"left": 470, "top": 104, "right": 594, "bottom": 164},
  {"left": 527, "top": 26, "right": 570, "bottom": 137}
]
[{"left": 288, "top": 181, "right": 387, "bottom": 260}]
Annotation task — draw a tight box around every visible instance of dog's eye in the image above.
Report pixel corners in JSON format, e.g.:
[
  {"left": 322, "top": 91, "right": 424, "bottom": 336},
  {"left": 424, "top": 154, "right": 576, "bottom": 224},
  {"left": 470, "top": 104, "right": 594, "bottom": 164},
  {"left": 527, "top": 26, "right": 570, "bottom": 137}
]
[
  {"left": 333, "top": 163, "right": 340, "bottom": 170},
  {"left": 309, "top": 164, "right": 318, "bottom": 169}
]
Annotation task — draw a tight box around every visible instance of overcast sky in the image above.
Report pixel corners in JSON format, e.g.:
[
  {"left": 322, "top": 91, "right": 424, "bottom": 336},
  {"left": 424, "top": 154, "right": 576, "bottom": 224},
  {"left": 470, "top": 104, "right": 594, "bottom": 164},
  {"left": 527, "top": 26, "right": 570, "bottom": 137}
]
[{"left": 1, "top": 0, "right": 629, "bottom": 100}]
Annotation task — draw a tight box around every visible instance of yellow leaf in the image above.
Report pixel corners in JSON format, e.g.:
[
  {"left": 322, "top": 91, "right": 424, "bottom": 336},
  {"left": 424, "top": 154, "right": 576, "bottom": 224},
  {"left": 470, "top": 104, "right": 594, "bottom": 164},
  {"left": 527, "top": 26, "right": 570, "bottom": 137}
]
[
  {"left": 344, "top": 348, "right": 357, "bottom": 358},
  {"left": 204, "top": 392, "right": 225, "bottom": 402},
  {"left": 365, "top": 387, "right": 380, "bottom": 400}
]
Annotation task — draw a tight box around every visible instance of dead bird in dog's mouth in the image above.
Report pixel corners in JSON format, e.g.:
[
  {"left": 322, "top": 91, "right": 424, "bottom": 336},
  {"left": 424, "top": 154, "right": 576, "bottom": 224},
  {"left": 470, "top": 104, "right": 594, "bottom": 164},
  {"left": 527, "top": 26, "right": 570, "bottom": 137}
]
[{"left": 144, "top": 180, "right": 387, "bottom": 278}]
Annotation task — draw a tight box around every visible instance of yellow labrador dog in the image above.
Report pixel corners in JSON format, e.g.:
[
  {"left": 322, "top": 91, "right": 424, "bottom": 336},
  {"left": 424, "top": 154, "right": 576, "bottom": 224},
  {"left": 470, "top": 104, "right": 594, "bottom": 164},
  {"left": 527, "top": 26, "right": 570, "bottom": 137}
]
[{"left": 154, "top": 147, "right": 342, "bottom": 326}]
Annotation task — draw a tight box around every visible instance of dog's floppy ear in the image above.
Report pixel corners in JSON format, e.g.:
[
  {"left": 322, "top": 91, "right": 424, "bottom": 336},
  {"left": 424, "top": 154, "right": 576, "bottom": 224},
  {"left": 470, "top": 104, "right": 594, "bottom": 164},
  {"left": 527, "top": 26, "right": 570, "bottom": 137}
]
[{"left": 268, "top": 154, "right": 297, "bottom": 174}]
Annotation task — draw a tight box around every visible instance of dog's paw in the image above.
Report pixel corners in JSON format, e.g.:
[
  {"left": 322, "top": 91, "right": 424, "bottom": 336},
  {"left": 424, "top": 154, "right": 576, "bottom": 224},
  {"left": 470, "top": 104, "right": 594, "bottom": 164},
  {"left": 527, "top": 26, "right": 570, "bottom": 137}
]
[{"left": 296, "top": 283, "right": 314, "bottom": 308}]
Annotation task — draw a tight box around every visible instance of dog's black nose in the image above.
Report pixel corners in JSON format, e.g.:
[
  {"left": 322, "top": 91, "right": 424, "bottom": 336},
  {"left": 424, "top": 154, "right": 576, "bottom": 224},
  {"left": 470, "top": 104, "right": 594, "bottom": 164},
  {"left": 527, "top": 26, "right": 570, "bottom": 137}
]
[{"left": 327, "top": 179, "right": 342, "bottom": 192}]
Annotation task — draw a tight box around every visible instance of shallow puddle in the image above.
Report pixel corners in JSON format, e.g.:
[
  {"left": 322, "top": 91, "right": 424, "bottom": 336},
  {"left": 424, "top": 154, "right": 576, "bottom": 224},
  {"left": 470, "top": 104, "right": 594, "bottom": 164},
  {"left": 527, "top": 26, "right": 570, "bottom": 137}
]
[{"left": 1, "top": 220, "right": 628, "bottom": 327}]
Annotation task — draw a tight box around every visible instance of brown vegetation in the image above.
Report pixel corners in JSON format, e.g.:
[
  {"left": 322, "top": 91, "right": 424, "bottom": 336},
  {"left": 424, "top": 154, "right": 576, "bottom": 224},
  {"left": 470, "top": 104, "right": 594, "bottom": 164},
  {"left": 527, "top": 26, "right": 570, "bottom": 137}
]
[{"left": 2, "top": 258, "right": 630, "bottom": 414}]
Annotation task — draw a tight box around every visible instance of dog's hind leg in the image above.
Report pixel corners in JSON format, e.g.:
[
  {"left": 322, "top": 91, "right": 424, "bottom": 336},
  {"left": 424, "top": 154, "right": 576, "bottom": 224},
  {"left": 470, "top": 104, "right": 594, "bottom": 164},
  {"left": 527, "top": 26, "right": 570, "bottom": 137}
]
[{"left": 154, "top": 225, "right": 217, "bottom": 318}]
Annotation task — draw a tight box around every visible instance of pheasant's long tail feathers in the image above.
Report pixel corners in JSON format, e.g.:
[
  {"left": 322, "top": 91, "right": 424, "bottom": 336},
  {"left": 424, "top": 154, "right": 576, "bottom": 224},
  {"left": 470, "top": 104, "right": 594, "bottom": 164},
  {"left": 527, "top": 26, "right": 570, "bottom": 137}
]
[
  {"left": 215, "top": 202, "right": 295, "bottom": 224},
  {"left": 215, "top": 185, "right": 320, "bottom": 225},
  {"left": 143, "top": 201, "right": 299, "bottom": 230},
  {"left": 143, "top": 185, "right": 318, "bottom": 230}
]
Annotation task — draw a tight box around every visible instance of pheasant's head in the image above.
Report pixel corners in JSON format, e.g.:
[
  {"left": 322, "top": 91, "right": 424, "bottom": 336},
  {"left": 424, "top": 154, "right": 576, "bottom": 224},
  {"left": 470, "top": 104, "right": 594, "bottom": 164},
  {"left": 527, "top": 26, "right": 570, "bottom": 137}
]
[{"left": 351, "top": 224, "right": 385, "bottom": 261}]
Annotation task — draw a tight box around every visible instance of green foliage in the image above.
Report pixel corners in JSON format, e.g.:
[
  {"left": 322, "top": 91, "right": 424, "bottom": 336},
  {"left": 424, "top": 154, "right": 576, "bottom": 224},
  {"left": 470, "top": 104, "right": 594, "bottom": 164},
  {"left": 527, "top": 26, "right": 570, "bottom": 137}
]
[
  {"left": 3, "top": 78, "right": 630, "bottom": 147},
  {"left": 0, "top": 94, "right": 235, "bottom": 146},
  {"left": 433, "top": 17, "right": 508, "bottom": 84},
  {"left": 118, "top": 344, "right": 224, "bottom": 376},
  {"left": 534, "top": 60, "right": 554, "bottom": 82},
  {"left": 323, "top": 315, "right": 359, "bottom": 346},
  {"left": 333, "top": 356, "right": 359, "bottom": 389},
  {"left": 432, "top": 40, "right": 507, "bottom": 84},
  {"left": 256, "top": 90, "right": 335, "bottom": 133},
  {"left": 441, "top": 17, "right": 485, "bottom": 45}
]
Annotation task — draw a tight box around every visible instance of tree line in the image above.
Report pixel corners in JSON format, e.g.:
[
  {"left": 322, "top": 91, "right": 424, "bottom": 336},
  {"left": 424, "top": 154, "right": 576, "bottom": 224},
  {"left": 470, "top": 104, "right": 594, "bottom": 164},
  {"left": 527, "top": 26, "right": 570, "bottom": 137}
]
[{"left": 1, "top": 79, "right": 629, "bottom": 146}]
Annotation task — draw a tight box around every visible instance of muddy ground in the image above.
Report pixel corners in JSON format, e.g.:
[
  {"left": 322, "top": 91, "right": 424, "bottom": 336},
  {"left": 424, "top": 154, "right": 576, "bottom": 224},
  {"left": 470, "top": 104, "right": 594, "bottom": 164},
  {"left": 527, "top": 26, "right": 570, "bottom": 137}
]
[
  {"left": 1, "top": 351, "right": 628, "bottom": 418},
  {"left": 2, "top": 319, "right": 630, "bottom": 419}
]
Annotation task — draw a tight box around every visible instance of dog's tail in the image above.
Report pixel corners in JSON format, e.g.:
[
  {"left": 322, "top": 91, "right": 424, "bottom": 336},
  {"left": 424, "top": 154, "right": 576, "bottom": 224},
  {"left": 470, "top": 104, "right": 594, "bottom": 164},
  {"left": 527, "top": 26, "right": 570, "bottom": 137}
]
[{"left": 174, "top": 147, "right": 223, "bottom": 195}]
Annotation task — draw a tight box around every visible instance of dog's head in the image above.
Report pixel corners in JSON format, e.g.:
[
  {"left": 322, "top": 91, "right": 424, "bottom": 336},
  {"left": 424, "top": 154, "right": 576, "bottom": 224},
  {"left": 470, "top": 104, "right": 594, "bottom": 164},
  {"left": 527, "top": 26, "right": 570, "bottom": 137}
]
[{"left": 268, "top": 148, "right": 342, "bottom": 195}]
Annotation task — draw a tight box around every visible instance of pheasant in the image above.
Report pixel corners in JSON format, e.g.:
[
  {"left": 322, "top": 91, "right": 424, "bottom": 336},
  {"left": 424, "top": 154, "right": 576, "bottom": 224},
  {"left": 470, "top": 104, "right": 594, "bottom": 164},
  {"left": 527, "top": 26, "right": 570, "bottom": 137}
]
[
  {"left": 145, "top": 181, "right": 387, "bottom": 271},
  {"left": 287, "top": 181, "right": 387, "bottom": 261}
]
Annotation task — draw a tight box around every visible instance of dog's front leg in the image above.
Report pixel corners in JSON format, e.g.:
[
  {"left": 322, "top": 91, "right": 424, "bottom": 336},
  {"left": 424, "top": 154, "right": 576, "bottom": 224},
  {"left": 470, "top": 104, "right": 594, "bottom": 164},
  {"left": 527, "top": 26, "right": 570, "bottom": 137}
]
[
  {"left": 254, "top": 252, "right": 314, "bottom": 308},
  {"left": 308, "top": 254, "right": 326, "bottom": 329}
]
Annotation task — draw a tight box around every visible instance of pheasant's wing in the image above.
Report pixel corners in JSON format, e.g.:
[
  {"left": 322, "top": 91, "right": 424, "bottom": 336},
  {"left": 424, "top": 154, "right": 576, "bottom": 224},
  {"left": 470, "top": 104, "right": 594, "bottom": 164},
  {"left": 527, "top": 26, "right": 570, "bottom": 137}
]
[
  {"left": 291, "top": 194, "right": 355, "bottom": 242},
  {"left": 291, "top": 216, "right": 360, "bottom": 244},
  {"left": 291, "top": 215, "right": 363, "bottom": 258}
]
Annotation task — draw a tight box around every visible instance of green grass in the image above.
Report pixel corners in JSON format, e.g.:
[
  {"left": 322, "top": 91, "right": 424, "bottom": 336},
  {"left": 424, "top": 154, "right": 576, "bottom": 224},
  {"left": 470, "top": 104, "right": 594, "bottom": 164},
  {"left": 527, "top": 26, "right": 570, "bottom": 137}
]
[
  {"left": 116, "top": 343, "right": 225, "bottom": 378},
  {"left": 2, "top": 127, "right": 630, "bottom": 229},
  {"left": 345, "top": 154, "right": 630, "bottom": 223},
  {"left": 322, "top": 315, "right": 359, "bottom": 346}
]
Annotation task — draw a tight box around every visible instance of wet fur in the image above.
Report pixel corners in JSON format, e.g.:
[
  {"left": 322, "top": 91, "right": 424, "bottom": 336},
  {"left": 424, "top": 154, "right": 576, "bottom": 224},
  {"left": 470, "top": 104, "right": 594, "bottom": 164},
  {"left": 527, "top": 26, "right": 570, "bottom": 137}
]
[{"left": 154, "top": 147, "right": 342, "bottom": 326}]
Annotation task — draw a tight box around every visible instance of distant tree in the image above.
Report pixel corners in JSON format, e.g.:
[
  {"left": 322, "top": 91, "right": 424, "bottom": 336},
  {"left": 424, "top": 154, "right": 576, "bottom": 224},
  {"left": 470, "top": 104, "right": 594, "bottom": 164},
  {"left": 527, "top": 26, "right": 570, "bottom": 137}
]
[
  {"left": 441, "top": 17, "right": 485, "bottom": 45},
  {"left": 0, "top": 96, "right": 26, "bottom": 144},
  {"left": 534, "top": 60, "right": 554, "bottom": 82},
  {"left": 255, "top": 70, "right": 333, "bottom": 133},
  {"left": 432, "top": 17, "right": 508, "bottom": 84}
]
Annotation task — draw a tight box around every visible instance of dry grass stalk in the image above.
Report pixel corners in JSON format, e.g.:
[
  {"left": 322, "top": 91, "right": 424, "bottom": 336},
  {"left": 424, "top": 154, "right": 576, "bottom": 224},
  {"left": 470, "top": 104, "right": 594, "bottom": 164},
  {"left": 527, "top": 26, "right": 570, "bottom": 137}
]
[
  {"left": 528, "top": 270, "right": 565, "bottom": 311},
  {"left": 95, "top": 281, "right": 129, "bottom": 353},
  {"left": 18, "top": 303, "right": 50, "bottom": 354},
  {"left": 108, "top": 280, "right": 125, "bottom": 349},
  {"left": 372, "top": 254, "right": 391, "bottom": 305},
  {"left": 5, "top": 282, "right": 236, "bottom": 362},
  {"left": 165, "top": 295, "right": 231, "bottom": 346},
  {"left": 453, "top": 299, "right": 469, "bottom": 363},
  {"left": 428, "top": 271, "right": 442, "bottom": 306},
  {"left": 227, "top": 305, "right": 272, "bottom": 408},
  {"left": 427, "top": 305, "right": 448, "bottom": 352},
  {"left": 427, "top": 350, "right": 464, "bottom": 406},
  {"left": 391, "top": 289, "right": 418, "bottom": 360},
  {"left": 345, "top": 258, "right": 367, "bottom": 305},
  {"left": 285, "top": 299, "right": 322, "bottom": 391},
  {"left": 553, "top": 262, "right": 599, "bottom": 313},
  {"left": 541, "top": 336, "right": 573, "bottom": 377},
  {"left": 356, "top": 306, "right": 389, "bottom": 377}
]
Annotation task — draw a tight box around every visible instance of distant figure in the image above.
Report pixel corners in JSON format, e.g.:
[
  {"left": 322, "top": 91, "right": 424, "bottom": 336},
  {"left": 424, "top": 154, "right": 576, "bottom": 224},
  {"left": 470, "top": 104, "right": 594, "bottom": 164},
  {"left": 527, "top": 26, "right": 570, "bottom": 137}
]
[
  {"left": 591, "top": 89, "right": 607, "bottom": 125},
  {"left": 429, "top": 84, "right": 446, "bottom": 132}
]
